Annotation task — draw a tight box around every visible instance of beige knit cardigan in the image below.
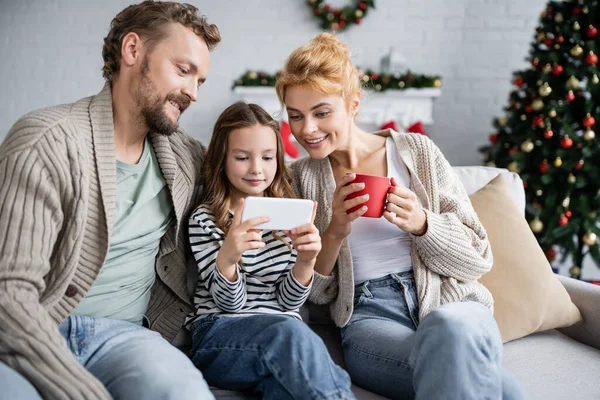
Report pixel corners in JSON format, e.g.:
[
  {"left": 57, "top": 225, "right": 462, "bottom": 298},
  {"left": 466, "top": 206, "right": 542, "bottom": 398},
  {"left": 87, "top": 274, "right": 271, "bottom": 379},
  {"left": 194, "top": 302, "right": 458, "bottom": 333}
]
[
  {"left": 0, "top": 84, "right": 204, "bottom": 399},
  {"left": 290, "top": 129, "right": 494, "bottom": 328}
]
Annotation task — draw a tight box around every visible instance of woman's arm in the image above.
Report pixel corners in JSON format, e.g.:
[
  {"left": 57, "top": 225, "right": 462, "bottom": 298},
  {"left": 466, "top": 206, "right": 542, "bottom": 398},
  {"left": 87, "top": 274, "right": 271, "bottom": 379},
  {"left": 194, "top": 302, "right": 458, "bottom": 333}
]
[{"left": 413, "top": 144, "right": 493, "bottom": 282}]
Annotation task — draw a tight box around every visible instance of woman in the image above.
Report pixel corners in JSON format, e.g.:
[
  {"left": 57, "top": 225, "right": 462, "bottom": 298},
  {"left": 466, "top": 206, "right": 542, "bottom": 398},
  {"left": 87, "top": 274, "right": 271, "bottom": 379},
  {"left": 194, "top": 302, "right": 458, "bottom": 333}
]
[{"left": 275, "top": 33, "right": 524, "bottom": 400}]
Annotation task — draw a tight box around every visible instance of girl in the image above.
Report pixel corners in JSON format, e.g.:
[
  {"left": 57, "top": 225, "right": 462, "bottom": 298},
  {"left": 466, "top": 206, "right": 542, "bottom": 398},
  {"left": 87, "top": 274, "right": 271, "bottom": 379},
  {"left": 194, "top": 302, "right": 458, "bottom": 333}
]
[
  {"left": 186, "top": 102, "right": 354, "bottom": 400},
  {"left": 275, "top": 33, "right": 525, "bottom": 400}
]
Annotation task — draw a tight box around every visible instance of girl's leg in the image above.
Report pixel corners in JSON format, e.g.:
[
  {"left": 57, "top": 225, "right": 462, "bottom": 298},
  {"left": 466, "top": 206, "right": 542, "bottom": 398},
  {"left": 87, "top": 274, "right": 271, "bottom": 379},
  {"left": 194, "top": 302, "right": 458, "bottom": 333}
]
[
  {"left": 191, "top": 314, "right": 354, "bottom": 400},
  {"left": 411, "top": 301, "right": 525, "bottom": 400}
]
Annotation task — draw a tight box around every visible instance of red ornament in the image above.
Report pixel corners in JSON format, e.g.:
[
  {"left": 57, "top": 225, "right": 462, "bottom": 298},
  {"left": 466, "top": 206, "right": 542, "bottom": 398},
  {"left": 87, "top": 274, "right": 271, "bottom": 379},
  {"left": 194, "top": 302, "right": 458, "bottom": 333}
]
[
  {"left": 566, "top": 91, "right": 575, "bottom": 101},
  {"left": 583, "top": 115, "right": 595, "bottom": 127},
  {"left": 523, "top": 181, "right": 528, "bottom": 188},
  {"left": 279, "top": 121, "right": 299, "bottom": 159},
  {"left": 355, "top": 18, "right": 361, "bottom": 24},
  {"left": 557, "top": 36, "right": 565, "bottom": 43},
  {"left": 489, "top": 133, "right": 499, "bottom": 143},
  {"left": 545, "top": 247, "right": 557, "bottom": 262},
  {"left": 338, "top": 20, "right": 346, "bottom": 28},
  {"left": 514, "top": 77, "right": 524, "bottom": 86},
  {"left": 544, "top": 129, "right": 554, "bottom": 139},
  {"left": 587, "top": 26, "right": 598, "bottom": 38},
  {"left": 544, "top": 38, "right": 553, "bottom": 47},
  {"left": 576, "top": 160, "right": 584, "bottom": 170},
  {"left": 358, "top": 2, "right": 367, "bottom": 10},
  {"left": 552, "top": 65, "right": 564, "bottom": 75},
  {"left": 324, "top": 4, "right": 331, "bottom": 11},
  {"left": 560, "top": 137, "right": 573, "bottom": 148},
  {"left": 333, "top": 9, "right": 341, "bottom": 16},
  {"left": 525, "top": 105, "right": 534, "bottom": 113},
  {"left": 559, "top": 215, "right": 569, "bottom": 226},
  {"left": 586, "top": 52, "right": 598, "bottom": 65},
  {"left": 565, "top": 210, "right": 573, "bottom": 218},
  {"left": 532, "top": 116, "right": 544, "bottom": 127},
  {"left": 313, "top": 9, "right": 322, "bottom": 16},
  {"left": 573, "top": 6, "right": 581, "bottom": 14},
  {"left": 369, "top": 73, "right": 378, "bottom": 80},
  {"left": 532, "top": 59, "right": 540, "bottom": 67},
  {"left": 539, "top": 162, "right": 549, "bottom": 173}
]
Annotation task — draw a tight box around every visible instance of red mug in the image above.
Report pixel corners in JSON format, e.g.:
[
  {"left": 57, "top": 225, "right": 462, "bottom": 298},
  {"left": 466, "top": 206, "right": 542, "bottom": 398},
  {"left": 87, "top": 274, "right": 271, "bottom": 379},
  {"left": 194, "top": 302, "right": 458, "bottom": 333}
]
[{"left": 346, "top": 173, "right": 393, "bottom": 218}]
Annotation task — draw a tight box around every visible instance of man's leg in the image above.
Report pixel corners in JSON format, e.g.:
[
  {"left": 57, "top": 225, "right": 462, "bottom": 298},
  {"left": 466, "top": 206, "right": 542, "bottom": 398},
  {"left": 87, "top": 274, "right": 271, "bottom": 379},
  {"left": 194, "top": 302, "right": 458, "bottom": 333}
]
[
  {"left": 0, "top": 361, "right": 42, "bottom": 400},
  {"left": 60, "top": 315, "right": 214, "bottom": 400},
  {"left": 191, "top": 314, "right": 354, "bottom": 400}
]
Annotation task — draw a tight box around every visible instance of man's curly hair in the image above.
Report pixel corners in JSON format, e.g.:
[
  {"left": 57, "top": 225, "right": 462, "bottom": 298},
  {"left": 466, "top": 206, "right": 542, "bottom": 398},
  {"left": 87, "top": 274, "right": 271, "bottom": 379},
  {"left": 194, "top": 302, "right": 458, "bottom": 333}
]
[{"left": 102, "top": 1, "right": 220, "bottom": 82}]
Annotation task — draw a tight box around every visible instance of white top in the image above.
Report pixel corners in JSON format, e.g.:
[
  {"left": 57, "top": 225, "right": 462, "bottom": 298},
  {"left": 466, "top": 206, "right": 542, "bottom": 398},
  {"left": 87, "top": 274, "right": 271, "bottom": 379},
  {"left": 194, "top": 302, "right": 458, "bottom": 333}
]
[
  {"left": 185, "top": 205, "right": 312, "bottom": 328},
  {"left": 348, "top": 137, "right": 413, "bottom": 284}
]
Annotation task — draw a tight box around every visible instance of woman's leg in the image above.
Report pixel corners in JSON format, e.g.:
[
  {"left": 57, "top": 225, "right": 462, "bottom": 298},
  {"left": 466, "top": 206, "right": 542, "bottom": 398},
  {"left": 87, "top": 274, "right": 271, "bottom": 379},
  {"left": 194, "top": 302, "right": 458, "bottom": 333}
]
[
  {"left": 411, "top": 301, "right": 525, "bottom": 400},
  {"left": 341, "top": 273, "right": 419, "bottom": 400},
  {"left": 191, "top": 314, "right": 354, "bottom": 400}
]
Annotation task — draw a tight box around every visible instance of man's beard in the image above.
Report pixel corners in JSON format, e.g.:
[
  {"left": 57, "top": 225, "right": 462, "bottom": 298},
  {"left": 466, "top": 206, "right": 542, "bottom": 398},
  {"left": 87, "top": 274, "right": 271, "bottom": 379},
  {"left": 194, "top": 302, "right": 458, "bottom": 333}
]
[{"left": 136, "top": 56, "right": 191, "bottom": 136}]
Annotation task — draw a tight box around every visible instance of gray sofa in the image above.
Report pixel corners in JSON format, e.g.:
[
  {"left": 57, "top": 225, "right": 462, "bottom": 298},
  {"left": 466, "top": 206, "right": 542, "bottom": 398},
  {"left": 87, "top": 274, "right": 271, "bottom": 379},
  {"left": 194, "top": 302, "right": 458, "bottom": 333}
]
[{"left": 209, "top": 166, "right": 600, "bottom": 400}]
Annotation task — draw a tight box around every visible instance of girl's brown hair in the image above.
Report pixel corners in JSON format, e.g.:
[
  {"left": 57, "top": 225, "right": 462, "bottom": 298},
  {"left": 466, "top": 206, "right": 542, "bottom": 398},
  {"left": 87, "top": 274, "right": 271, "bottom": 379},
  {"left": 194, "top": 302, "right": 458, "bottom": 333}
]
[
  {"left": 275, "top": 32, "right": 361, "bottom": 108},
  {"left": 202, "top": 102, "right": 294, "bottom": 234}
]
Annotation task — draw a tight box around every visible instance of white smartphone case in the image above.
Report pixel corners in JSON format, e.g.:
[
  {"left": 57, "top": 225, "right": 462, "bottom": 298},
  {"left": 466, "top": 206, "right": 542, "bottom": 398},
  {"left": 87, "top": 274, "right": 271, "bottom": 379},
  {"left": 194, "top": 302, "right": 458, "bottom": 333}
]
[{"left": 241, "top": 197, "right": 314, "bottom": 230}]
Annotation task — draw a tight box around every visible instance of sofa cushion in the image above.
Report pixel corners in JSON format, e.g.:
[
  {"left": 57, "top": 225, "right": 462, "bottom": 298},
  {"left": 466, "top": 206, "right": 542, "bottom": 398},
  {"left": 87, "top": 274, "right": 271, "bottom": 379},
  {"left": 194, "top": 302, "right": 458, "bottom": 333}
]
[
  {"left": 503, "top": 330, "right": 600, "bottom": 400},
  {"left": 471, "top": 175, "right": 582, "bottom": 343}
]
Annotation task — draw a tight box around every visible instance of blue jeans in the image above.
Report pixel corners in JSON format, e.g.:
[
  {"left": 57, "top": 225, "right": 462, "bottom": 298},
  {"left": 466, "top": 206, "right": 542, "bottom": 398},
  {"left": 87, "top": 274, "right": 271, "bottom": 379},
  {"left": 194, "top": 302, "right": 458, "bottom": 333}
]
[
  {"left": 0, "top": 315, "right": 213, "bottom": 400},
  {"left": 341, "top": 273, "right": 525, "bottom": 400},
  {"left": 190, "top": 314, "right": 355, "bottom": 400}
]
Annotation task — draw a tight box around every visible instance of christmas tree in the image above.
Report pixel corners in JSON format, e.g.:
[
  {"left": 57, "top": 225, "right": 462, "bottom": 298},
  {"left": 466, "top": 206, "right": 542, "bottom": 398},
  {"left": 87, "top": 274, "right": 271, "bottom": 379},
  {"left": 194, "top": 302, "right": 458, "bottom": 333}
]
[{"left": 480, "top": 0, "right": 600, "bottom": 279}]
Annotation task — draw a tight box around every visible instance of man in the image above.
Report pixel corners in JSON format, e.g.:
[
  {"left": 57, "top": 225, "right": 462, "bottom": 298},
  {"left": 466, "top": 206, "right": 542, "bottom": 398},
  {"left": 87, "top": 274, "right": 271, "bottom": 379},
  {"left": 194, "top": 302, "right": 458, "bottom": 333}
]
[{"left": 0, "top": 2, "right": 220, "bottom": 399}]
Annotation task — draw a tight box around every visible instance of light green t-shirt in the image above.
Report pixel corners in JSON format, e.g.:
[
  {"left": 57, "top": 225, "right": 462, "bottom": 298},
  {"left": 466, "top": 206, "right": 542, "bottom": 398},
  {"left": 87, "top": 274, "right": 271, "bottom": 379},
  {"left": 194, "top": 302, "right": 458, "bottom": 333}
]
[{"left": 73, "top": 139, "right": 174, "bottom": 325}]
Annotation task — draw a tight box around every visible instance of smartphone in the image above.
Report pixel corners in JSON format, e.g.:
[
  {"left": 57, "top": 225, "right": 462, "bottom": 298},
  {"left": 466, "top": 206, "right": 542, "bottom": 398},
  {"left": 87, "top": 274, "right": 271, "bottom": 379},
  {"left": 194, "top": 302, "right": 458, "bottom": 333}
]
[{"left": 241, "top": 197, "right": 314, "bottom": 230}]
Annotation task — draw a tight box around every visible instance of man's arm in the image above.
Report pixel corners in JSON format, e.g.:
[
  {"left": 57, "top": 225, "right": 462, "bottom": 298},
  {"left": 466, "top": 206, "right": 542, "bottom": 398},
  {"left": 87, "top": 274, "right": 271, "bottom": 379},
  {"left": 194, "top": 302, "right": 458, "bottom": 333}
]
[{"left": 0, "top": 129, "right": 110, "bottom": 399}]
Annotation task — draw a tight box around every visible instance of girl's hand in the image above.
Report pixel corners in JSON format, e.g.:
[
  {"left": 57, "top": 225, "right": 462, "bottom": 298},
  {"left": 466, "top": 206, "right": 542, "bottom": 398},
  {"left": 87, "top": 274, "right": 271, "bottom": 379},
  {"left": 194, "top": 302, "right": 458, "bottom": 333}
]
[
  {"left": 327, "top": 173, "right": 368, "bottom": 240},
  {"left": 383, "top": 177, "right": 428, "bottom": 236},
  {"left": 216, "top": 198, "right": 270, "bottom": 270},
  {"left": 286, "top": 202, "right": 322, "bottom": 265}
]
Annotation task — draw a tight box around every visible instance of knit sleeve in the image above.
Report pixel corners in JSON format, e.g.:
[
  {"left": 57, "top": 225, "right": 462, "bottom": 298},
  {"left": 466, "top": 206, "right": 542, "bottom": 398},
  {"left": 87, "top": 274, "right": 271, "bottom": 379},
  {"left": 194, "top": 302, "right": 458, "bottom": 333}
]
[
  {"left": 189, "top": 208, "right": 247, "bottom": 313},
  {"left": 0, "top": 124, "right": 111, "bottom": 399},
  {"left": 414, "top": 143, "right": 493, "bottom": 282},
  {"left": 275, "top": 250, "right": 312, "bottom": 311}
]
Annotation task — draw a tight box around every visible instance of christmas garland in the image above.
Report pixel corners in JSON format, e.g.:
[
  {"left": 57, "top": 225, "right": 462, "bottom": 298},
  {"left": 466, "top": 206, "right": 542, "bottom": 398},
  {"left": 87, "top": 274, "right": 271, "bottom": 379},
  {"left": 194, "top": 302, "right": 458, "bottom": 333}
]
[
  {"left": 232, "top": 69, "right": 442, "bottom": 91},
  {"left": 307, "top": 0, "right": 375, "bottom": 31}
]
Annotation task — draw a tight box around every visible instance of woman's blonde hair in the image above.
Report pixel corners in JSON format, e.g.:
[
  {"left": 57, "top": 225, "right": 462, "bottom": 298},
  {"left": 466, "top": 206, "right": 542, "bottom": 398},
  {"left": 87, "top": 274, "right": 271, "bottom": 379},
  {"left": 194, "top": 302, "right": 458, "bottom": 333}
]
[
  {"left": 275, "top": 33, "right": 361, "bottom": 108},
  {"left": 202, "top": 102, "right": 294, "bottom": 235}
]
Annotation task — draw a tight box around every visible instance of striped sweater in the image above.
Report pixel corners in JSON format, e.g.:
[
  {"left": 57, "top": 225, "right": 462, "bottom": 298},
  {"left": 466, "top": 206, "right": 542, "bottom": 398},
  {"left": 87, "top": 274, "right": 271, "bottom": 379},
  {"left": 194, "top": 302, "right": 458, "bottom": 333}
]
[
  {"left": 0, "top": 83, "right": 204, "bottom": 399},
  {"left": 291, "top": 129, "right": 494, "bottom": 328},
  {"left": 185, "top": 205, "right": 312, "bottom": 327}
]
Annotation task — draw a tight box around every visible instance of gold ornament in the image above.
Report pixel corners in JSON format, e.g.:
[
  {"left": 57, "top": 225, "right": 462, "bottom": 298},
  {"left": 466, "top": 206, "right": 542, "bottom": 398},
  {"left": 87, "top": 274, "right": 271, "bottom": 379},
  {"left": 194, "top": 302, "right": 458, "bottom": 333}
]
[
  {"left": 331, "top": 22, "right": 339, "bottom": 30},
  {"left": 327, "top": 12, "right": 335, "bottom": 21},
  {"left": 567, "top": 76, "right": 580, "bottom": 89},
  {"left": 537, "top": 79, "right": 543, "bottom": 86},
  {"left": 591, "top": 211, "right": 598, "bottom": 219},
  {"left": 486, "top": 161, "right": 496, "bottom": 167},
  {"left": 520, "top": 115, "right": 527, "bottom": 121},
  {"left": 530, "top": 218, "right": 544, "bottom": 233},
  {"left": 537, "top": 32, "right": 546, "bottom": 42},
  {"left": 499, "top": 116, "right": 508, "bottom": 126},
  {"left": 521, "top": 140, "right": 534, "bottom": 152},
  {"left": 532, "top": 99, "right": 544, "bottom": 111},
  {"left": 583, "top": 6, "right": 589, "bottom": 14},
  {"left": 507, "top": 161, "right": 520, "bottom": 173},
  {"left": 554, "top": 157, "right": 563, "bottom": 167},
  {"left": 539, "top": 83, "right": 552, "bottom": 97},
  {"left": 554, "top": 13, "right": 564, "bottom": 23},
  {"left": 571, "top": 45, "right": 584, "bottom": 57},
  {"left": 433, "top": 79, "right": 442, "bottom": 88},
  {"left": 584, "top": 128, "right": 596, "bottom": 141},
  {"left": 549, "top": 109, "right": 557, "bottom": 118},
  {"left": 568, "top": 173, "right": 577, "bottom": 184},
  {"left": 583, "top": 232, "right": 597, "bottom": 246},
  {"left": 355, "top": 9, "right": 363, "bottom": 18},
  {"left": 569, "top": 265, "right": 581, "bottom": 278},
  {"left": 574, "top": 21, "right": 581, "bottom": 31},
  {"left": 247, "top": 71, "right": 258, "bottom": 80},
  {"left": 543, "top": 64, "right": 552, "bottom": 73},
  {"left": 593, "top": 75, "right": 600, "bottom": 85},
  {"left": 562, "top": 197, "right": 570, "bottom": 208},
  {"left": 536, "top": 189, "right": 543, "bottom": 196}
]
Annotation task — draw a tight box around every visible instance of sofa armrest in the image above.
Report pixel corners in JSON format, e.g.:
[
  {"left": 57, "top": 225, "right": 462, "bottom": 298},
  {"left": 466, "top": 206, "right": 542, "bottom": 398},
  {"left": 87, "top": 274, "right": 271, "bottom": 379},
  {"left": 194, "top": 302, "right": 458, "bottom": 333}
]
[{"left": 557, "top": 274, "right": 600, "bottom": 350}]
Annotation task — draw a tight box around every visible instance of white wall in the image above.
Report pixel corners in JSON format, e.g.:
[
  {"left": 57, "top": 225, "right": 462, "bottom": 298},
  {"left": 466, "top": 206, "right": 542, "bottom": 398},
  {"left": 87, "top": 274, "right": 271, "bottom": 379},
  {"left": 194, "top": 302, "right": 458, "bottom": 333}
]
[{"left": 0, "top": 0, "right": 548, "bottom": 165}]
